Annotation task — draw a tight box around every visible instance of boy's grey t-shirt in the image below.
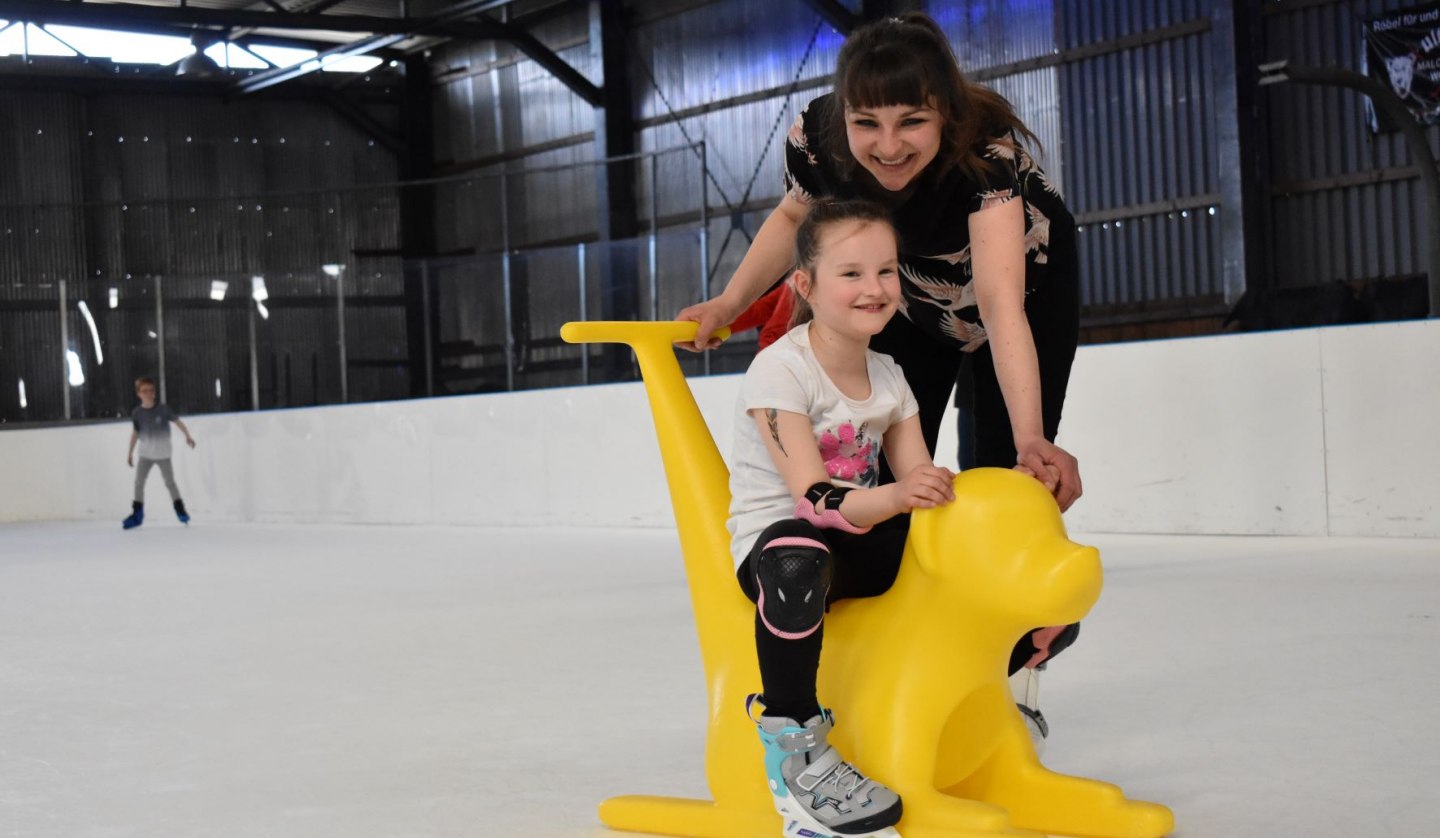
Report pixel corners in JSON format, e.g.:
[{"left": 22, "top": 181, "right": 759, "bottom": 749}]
[{"left": 132, "top": 403, "right": 178, "bottom": 460}]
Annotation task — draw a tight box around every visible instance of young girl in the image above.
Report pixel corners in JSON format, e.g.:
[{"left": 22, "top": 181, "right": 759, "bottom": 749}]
[{"left": 727, "top": 199, "right": 956, "bottom": 836}]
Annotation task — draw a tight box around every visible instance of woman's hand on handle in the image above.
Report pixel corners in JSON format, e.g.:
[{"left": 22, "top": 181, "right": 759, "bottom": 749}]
[
  {"left": 675, "top": 297, "right": 740, "bottom": 352},
  {"left": 1016, "top": 436, "right": 1082, "bottom": 512},
  {"left": 675, "top": 193, "right": 811, "bottom": 352}
]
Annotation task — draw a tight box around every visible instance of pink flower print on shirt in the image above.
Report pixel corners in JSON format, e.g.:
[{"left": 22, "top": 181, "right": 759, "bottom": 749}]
[{"left": 818, "top": 421, "right": 878, "bottom": 485}]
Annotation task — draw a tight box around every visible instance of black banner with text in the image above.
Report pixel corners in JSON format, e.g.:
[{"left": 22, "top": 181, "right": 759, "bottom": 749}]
[{"left": 1364, "top": 2, "right": 1440, "bottom": 130}]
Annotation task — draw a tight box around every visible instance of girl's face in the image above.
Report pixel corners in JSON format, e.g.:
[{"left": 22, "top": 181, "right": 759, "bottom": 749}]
[
  {"left": 796, "top": 220, "right": 900, "bottom": 340},
  {"left": 845, "top": 102, "right": 942, "bottom": 191}
]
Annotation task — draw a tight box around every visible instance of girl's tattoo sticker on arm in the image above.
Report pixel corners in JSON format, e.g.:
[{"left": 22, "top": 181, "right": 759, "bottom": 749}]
[{"left": 766, "top": 408, "right": 788, "bottom": 457}]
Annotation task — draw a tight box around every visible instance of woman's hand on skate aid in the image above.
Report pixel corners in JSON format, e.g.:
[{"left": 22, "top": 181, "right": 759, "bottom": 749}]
[{"left": 675, "top": 297, "right": 740, "bottom": 352}]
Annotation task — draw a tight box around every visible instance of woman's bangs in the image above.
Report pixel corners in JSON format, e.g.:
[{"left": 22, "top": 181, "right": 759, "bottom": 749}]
[{"left": 840, "top": 48, "right": 937, "bottom": 112}]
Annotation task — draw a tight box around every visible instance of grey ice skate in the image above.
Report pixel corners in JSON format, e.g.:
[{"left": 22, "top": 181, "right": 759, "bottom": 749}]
[{"left": 749, "top": 695, "right": 903, "bottom": 837}]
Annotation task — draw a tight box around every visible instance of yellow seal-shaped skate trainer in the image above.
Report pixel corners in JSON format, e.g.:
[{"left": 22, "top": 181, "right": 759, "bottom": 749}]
[{"left": 561, "top": 321, "right": 1173, "bottom": 838}]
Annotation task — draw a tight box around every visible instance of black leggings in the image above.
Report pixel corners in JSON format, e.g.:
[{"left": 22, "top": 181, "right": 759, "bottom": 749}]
[
  {"left": 737, "top": 517, "right": 909, "bottom": 722},
  {"left": 738, "top": 515, "right": 1078, "bottom": 722}
]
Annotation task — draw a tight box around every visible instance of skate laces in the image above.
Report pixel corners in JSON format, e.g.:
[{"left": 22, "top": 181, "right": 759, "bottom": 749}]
[{"left": 798, "top": 740, "right": 873, "bottom": 801}]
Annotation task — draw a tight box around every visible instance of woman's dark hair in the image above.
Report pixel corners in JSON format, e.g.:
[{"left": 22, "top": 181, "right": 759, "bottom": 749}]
[
  {"left": 824, "top": 12, "right": 1041, "bottom": 184},
  {"left": 790, "top": 199, "right": 897, "bottom": 327}
]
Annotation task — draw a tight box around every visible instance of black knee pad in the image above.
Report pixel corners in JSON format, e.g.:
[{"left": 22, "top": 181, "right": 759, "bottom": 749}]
[{"left": 753, "top": 534, "right": 833, "bottom": 640}]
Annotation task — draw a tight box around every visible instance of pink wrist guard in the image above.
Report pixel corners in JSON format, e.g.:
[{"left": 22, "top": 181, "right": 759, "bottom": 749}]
[{"left": 794, "top": 482, "right": 872, "bottom": 534}]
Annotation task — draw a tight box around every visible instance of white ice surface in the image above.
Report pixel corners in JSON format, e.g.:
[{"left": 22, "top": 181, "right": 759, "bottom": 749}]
[{"left": 1, "top": 521, "right": 1437, "bottom": 838}]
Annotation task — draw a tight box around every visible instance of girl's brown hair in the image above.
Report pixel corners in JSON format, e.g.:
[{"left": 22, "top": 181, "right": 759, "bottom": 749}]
[
  {"left": 824, "top": 12, "right": 1041, "bottom": 185},
  {"left": 790, "top": 199, "right": 897, "bottom": 328}
]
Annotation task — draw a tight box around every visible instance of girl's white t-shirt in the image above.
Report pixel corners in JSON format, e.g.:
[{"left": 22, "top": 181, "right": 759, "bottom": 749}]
[{"left": 727, "top": 324, "right": 919, "bottom": 568}]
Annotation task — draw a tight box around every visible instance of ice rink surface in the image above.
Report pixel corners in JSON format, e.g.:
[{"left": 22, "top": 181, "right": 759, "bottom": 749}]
[{"left": 1, "top": 520, "right": 1436, "bottom": 838}]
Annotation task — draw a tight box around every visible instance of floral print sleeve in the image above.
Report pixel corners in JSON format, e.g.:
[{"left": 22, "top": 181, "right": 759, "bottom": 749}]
[
  {"left": 782, "top": 106, "right": 826, "bottom": 205},
  {"left": 967, "top": 133, "right": 1023, "bottom": 214}
]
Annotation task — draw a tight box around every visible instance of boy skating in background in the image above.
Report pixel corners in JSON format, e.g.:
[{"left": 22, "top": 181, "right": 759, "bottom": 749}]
[{"left": 124, "top": 377, "right": 196, "bottom": 529}]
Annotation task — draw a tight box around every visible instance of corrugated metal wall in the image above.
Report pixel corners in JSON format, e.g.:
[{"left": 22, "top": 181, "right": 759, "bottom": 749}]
[
  {"left": 427, "top": 0, "right": 823, "bottom": 381},
  {"left": 628, "top": 0, "right": 1226, "bottom": 316},
  {"left": 634, "top": 0, "right": 845, "bottom": 315},
  {"left": 430, "top": 11, "right": 600, "bottom": 253},
  {"left": 934, "top": 1, "right": 1065, "bottom": 193},
  {"left": 1057, "top": 1, "right": 1221, "bottom": 312},
  {"left": 0, "top": 89, "right": 405, "bottom": 422},
  {"left": 425, "top": 0, "right": 848, "bottom": 378},
  {"left": 1264, "top": 0, "right": 1440, "bottom": 288},
  {"left": 7, "top": 0, "right": 1437, "bottom": 420}
]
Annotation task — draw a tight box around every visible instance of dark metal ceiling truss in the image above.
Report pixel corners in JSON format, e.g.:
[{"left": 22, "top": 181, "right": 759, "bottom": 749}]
[{"left": 2, "top": 1, "right": 599, "bottom": 103}]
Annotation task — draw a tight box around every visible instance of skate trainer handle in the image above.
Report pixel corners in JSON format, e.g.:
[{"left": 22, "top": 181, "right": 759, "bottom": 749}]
[{"left": 559, "top": 320, "right": 730, "bottom": 348}]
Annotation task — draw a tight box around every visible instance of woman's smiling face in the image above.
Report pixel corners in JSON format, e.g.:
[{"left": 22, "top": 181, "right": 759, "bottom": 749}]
[{"left": 844, "top": 102, "right": 942, "bottom": 191}]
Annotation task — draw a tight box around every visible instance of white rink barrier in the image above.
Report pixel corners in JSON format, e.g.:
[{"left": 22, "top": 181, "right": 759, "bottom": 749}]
[{"left": 2, "top": 319, "right": 1436, "bottom": 538}]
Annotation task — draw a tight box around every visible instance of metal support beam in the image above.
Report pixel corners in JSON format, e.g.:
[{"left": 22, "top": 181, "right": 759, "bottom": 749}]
[
  {"left": 336, "top": 268, "right": 348, "bottom": 403},
  {"left": 398, "top": 55, "right": 438, "bottom": 398},
  {"left": 0, "top": 70, "right": 403, "bottom": 103},
  {"left": 1212, "top": 0, "right": 1269, "bottom": 308},
  {"left": 155, "top": 276, "right": 167, "bottom": 404},
  {"left": 488, "top": 62, "right": 532, "bottom": 389},
  {"left": 460, "top": 17, "right": 601, "bottom": 105},
  {"left": 290, "top": 0, "right": 354, "bottom": 14},
  {"left": 577, "top": 242, "right": 590, "bottom": 383},
  {"left": 59, "top": 279, "right": 71, "bottom": 420},
  {"left": 322, "top": 89, "right": 405, "bottom": 155},
  {"left": 248, "top": 293, "right": 260, "bottom": 411},
  {"left": 801, "top": 0, "right": 859, "bottom": 33},
  {"left": 12, "top": 1, "right": 598, "bottom": 119},
  {"left": 420, "top": 263, "right": 434, "bottom": 397},
  {"left": 228, "top": 2, "right": 598, "bottom": 101},
  {"left": 0, "top": 0, "right": 507, "bottom": 36},
  {"left": 591, "top": 0, "right": 637, "bottom": 244},
  {"left": 0, "top": 12, "right": 394, "bottom": 55},
  {"left": 589, "top": 0, "right": 638, "bottom": 381},
  {"left": 236, "top": 33, "right": 408, "bottom": 94}
]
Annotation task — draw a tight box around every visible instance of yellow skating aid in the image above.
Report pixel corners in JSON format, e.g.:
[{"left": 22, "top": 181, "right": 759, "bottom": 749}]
[{"left": 561, "top": 321, "right": 1174, "bottom": 838}]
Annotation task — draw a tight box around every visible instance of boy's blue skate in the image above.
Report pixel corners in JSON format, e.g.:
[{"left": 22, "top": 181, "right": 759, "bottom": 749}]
[
  {"left": 174, "top": 499, "right": 190, "bottom": 525},
  {"left": 122, "top": 502, "right": 144, "bottom": 530}
]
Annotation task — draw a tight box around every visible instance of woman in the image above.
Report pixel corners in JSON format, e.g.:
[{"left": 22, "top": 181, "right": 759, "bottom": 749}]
[
  {"left": 681, "top": 13, "right": 1080, "bottom": 505},
  {"left": 677, "top": 13, "right": 1084, "bottom": 733}
]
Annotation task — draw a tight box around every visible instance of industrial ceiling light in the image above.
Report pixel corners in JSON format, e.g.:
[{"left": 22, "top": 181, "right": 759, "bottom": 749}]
[{"left": 176, "top": 32, "right": 222, "bottom": 78}]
